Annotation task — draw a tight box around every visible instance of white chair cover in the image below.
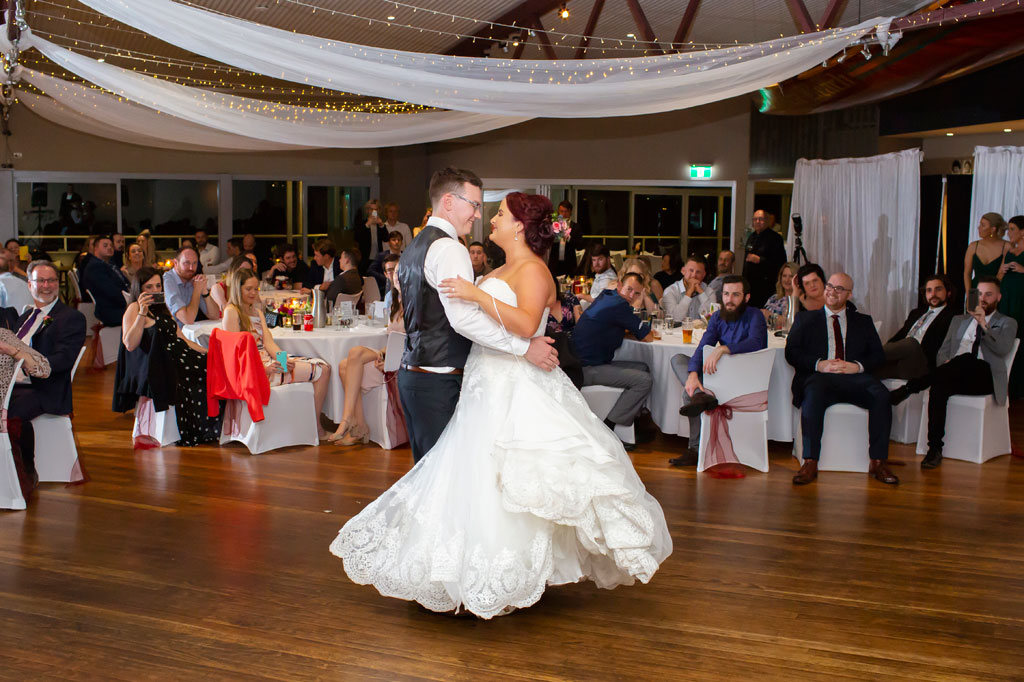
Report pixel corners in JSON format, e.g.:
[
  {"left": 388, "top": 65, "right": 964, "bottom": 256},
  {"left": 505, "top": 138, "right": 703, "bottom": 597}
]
[
  {"left": 69, "top": 271, "right": 99, "bottom": 337},
  {"left": 793, "top": 403, "right": 871, "bottom": 473},
  {"left": 362, "top": 277, "right": 381, "bottom": 306},
  {"left": 366, "top": 332, "right": 408, "bottom": 450},
  {"left": 580, "top": 385, "right": 635, "bottom": 445},
  {"left": 132, "top": 397, "right": 181, "bottom": 447},
  {"left": 32, "top": 347, "right": 88, "bottom": 483},
  {"left": 220, "top": 382, "right": 319, "bottom": 455},
  {"left": 882, "top": 378, "right": 922, "bottom": 444},
  {"left": 915, "top": 340, "right": 1020, "bottom": 463},
  {"left": 98, "top": 326, "right": 122, "bottom": 367},
  {"left": 0, "top": 360, "right": 26, "bottom": 510},
  {"left": 697, "top": 348, "right": 775, "bottom": 473}
]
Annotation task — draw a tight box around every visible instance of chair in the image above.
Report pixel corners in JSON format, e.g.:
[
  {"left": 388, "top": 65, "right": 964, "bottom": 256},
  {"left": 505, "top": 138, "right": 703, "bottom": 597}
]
[
  {"left": 697, "top": 348, "right": 775, "bottom": 473},
  {"left": 365, "top": 331, "right": 409, "bottom": 450},
  {"left": 334, "top": 291, "right": 362, "bottom": 314},
  {"left": 914, "top": 339, "right": 1020, "bottom": 463},
  {"left": 84, "top": 287, "right": 122, "bottom": 367},
  {"left": 32, "top": 346, "right": 88, "bottom": 483},
  {"left": 362, "top": 277, "right": 381, "bottom": 306},
  {"left": 882, "top": 378, "right": 922, "bottom": 444},
  {"left": 0, "top": 360, "right": 26, "bottom": 510},
  {"left": 792, "top": 403, "right": 870, "bottom": 473},
  {"left": 132, "top": 397, "right": 181, "bottom": 447},
  {"left": 610, "top": 250, "right": 627, "bottom": 272},
  {"left": 68, "top": 270, "right": 98, "bottom": 337},
  {"left": 580, "top": 385, "right": 635, "bottom": 445}
]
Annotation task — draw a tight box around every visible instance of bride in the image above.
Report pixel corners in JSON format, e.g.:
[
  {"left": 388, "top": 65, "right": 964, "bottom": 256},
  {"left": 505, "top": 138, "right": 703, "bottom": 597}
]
[{"left": 330, "top": 192, "right": 672, "bottom": 618}]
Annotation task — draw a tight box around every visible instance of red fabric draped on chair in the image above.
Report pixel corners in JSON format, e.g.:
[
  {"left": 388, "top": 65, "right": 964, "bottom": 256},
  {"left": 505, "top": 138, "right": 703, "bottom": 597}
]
[{"left": 702, "top": 390, "right": 770, "bottom": 478}]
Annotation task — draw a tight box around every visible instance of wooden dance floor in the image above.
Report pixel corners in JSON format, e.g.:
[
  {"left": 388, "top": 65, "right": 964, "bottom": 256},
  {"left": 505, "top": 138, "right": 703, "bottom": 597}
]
[{"left": 3, "top": 367, "right": 1024, "bottom": 681}]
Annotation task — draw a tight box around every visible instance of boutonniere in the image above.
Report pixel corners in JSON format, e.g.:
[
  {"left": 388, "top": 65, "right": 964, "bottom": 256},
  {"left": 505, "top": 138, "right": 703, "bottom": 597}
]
[{"left": 40, "top": 316, "right": 54, "bottom": 330}]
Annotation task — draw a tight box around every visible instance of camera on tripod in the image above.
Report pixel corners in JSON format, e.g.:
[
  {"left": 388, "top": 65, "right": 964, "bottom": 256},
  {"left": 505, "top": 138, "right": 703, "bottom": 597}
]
[{"left": 791, "top": 213, "right": 807, "bottom": 264}]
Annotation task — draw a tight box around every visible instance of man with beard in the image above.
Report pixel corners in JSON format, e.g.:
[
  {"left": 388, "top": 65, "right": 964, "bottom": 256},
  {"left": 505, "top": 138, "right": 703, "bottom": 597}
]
[
  {"left": 163, "top": 245, "right": 210, "bottom": 327},
  {"left": 875, "top": 274, "right": 957, "bottom": 381},
  {"left": 889, "top": 276, "right": 1017, "bottom": 469},
  {"left": 668, "top": 275, "right": 767, "bottom": 467}
]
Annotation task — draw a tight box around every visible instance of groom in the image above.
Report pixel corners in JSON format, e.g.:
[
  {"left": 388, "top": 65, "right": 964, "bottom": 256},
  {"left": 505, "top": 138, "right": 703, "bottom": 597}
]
[{"left": 398, "top": 167, "right": 559, "bottom": 463}]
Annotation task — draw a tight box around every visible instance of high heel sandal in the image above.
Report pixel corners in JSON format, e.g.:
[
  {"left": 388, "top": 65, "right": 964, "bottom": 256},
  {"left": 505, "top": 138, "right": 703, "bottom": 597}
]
[
  {"left": 326, "top": 419, "right": 352, "bottom": 443},
  {"left": 338, "top": 423, "right": 369, "bottom": 446}
]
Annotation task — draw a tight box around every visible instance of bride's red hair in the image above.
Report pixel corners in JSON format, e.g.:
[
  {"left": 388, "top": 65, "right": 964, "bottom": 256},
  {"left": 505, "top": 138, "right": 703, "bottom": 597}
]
[{"left": 505, "top": 192, "right": 554, "bottom": 258}]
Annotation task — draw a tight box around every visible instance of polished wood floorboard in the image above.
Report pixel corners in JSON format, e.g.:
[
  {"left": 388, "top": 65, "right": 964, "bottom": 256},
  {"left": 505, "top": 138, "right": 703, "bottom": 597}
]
[{"left": 3, "top": 366, "right": 1024, "bottom": 681}]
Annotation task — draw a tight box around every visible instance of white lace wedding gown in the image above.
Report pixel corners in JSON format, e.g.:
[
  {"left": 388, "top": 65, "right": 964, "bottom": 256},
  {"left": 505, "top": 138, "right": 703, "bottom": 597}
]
[{"left": 330, "top": 278, "right": 672, "bottom": 619}]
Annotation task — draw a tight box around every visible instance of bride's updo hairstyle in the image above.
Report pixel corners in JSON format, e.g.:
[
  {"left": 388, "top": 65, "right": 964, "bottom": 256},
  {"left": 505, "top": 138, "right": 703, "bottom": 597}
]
[{"left": 505, "top": 192, "right": 554, "bottom": 258}]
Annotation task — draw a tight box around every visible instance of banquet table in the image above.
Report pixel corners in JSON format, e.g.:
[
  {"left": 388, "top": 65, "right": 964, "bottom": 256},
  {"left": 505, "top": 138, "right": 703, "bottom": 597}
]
[
  {"left": 182, "top": 319, "right": 388, "bottom": 423},
  {"left": 613, "top": 330, "right": 795, "bottom": 442}
]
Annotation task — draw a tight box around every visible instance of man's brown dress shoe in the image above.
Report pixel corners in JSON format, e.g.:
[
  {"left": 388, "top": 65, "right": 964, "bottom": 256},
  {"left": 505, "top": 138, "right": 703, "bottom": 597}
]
[
  {"left": 869, "top": 460, "right": 899, "bottom": 484},
  {"left": 792, "top": 459, "right": 818, "bottom": 485}
]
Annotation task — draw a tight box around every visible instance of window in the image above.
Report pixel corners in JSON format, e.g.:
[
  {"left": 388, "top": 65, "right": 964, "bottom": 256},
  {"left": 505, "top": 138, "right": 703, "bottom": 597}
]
[
  {"left": 17, "top": 181, "right": 116, "bottom": 254},
  {"left": 121, "top": 179, "right": 218, "bottom": 251}
]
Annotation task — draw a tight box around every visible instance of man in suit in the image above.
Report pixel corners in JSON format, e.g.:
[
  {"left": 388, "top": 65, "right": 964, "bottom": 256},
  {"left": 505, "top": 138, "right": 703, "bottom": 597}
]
[
  {"left": 83, "top": 234, "right": 129, "bottom": 327},
  {"left": 301, "top": 239, "right": 343, "bottom": 295},
  {"left": 547, "top": 200, "right": 583, "bottom": 278},
  {"left": 742, "top": 209, "right": 787, "bottom": 308},
  {"left": 3, "top": 260, "right": 87, "bottom": 485},
  {"left": 890, "top": 276, "right": 1018, "bottom": 468},
  {"left": 875, "top": 274, "right": 957, "bottom": 381},
  {"left": 785, "top": 272, "right": 898, "bottom": 485},
  {"left": 325, "top": 249, "right": 364, "bottom": 302}
]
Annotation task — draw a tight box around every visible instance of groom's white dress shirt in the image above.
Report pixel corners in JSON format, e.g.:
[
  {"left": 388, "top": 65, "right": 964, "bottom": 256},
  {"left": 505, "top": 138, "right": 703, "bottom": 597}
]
[{"left": 420, "top": 216, "right": 530, "bottom": 372}]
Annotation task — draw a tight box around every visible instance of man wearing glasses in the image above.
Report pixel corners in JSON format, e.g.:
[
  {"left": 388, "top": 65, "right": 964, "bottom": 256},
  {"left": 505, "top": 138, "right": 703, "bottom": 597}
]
[
  {"left": 2, "top": 260, "right": 87, "bottom": 488},
  {"left": 785, "top": 272, "right": 898, "bottom": 486}
]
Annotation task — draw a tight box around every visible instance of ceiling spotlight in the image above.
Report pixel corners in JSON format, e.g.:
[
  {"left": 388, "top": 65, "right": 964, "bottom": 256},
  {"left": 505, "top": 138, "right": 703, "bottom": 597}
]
[
  {"left": 528, "top": 29, "right": 536, "bottom": 37},
  {"left": 626, "top": 33, "right": 636, "bottom": 39},
  {"left": 1005, "top": 128, "right": 1013, "bottom": 133},
  {"left": 387, "top": 15, "right": 396, "bottom": 21},
  {"left": 861, "top": 45, "right": 872, "bottom": 61},
  {"left": 946, "top": 132, "right": 954, "bottom": 137},
  {"left": 559, "top": 4, "right": 569, "bottom": 20},
  {"left": 501, "top": 42, "right": 509, "bottom": 53},
  {"left": 511, "top": 35, "right": 521, "bottom": 46},
  {"left": 836, "top": 49, "right": 847, "bottom": 63}
]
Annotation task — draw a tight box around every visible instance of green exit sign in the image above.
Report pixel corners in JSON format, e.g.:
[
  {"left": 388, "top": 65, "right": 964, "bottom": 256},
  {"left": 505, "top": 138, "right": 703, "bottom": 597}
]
[{"left": 690, "top": 164, "right": 712, "bottom": 179}]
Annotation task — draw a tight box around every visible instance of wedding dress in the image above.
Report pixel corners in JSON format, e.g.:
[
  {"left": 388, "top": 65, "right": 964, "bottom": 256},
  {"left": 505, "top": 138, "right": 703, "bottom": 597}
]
[{"left": 330, "top": 278, "right": 672, "bottom": 618}]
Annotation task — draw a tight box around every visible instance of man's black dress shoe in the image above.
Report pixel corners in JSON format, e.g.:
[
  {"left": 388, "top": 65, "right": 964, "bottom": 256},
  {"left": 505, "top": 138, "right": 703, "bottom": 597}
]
[
  {"left": 679, "top": 394, "right": 718, "bottom": 417},
  {"left": 889, "top": 386, "right": 911, "bottom": 405},
  {"left": 921, "top": 449, "right": 943, "bottom": 469},
  {"left": 669, "top": 448, "right": 699, "bottom": 467},
  {"left": 869, "top": 460, "right": 899, "bottom": 484}
]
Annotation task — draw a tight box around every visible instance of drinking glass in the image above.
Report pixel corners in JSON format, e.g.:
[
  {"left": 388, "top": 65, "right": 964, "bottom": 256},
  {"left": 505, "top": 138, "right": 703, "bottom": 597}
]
[
  {"left": 681, "top": 318, "right": 694, "bottom": 344},
  {"left": 664, "top": 316, "right": 674, "bottom": 334}
]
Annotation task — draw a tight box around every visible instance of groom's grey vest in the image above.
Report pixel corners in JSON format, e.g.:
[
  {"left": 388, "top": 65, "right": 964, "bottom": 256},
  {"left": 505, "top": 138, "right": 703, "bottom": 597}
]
[{"left": 399, "top": 225, "right": 472, "bottom": 369}]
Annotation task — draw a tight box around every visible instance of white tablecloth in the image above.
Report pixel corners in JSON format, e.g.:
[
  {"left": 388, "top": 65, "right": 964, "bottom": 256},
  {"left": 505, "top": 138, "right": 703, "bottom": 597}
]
[
  {"left": 614, "top": 332, "right": 795, "bottom": 442},
  {"left": 182, "top": 320, "right": 388, "bottom": 423}
]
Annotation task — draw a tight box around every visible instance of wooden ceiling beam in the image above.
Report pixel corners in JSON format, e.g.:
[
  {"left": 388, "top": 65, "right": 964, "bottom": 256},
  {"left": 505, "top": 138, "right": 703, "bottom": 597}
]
[
  {"left": 784, "top": 0, "right": 816, "bottom": 33},
  {"left": 574, "top": 0, "right": 604, "bottom": 59},
  {"left": 818, "top": 0, "right": 849, "bottom": 30},
  {"left": 531, "top": 15, "right": 558, "bottom": 60},
  {"left": 672, "top": 0, "right": 702, "bottom": 48},
  {"left": 625, "top": 0, "right": 664, "bottom": 54}
]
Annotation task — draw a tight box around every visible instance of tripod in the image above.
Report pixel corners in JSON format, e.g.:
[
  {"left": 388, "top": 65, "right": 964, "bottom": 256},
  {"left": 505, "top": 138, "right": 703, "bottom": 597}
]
[{"left": 792, "top": 233, "right": 808, "bottom": 265}]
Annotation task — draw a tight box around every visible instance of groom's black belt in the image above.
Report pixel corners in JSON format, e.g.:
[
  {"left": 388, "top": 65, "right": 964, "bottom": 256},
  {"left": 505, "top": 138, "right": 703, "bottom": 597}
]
[{"left": 401, "top": 364, "right": 464, "bottom": 375}]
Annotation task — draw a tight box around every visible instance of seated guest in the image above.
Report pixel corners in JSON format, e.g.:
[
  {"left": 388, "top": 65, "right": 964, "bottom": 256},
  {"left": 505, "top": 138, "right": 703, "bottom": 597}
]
[
  {"left": 662, "top": 255, "right": 716, "bottom": 320},
  {"left": 572, "top": 272, "right": 654, "bottom": 450},
  {"left": 222, "top": 269, "right": 330, "bottom": 437},
  {"left": 115, "top": 266, "right": 221, "bottom": 445},
  {"left": 121, "top": 243, "right": 147, "bottom": 282},
  {"left": 135, "top": 230, "right": 156, "bottom": 266},
  {"left": 83, "top": 234, "right": 129, "bottom": 327},
  {"left": 74, "top": 236, "right": 96, "bottom": 276},
  {"left": 326, "top": 249, "right": 364, "bottom": 303},
  {"left": 469, "top": 241, "right": 491, "bottom": 280},
  {"left": 210, "top": 255, "right": 257, "bottom": 314},
  {"left": 328, "top": 288, "right": 405, "bottom": 446},
  {"left": 194, "top": 227, "right": 220, "bottom": 271},
  {"left": 707, "top": 250, "right": 736, "bottom": 301},
  {"left": 621, "top": 257, "right": 662, "bottom": 313},
  {"left": 890, "top": 277, "right": 1017, "bottom": 469},
  {"left": 0, "top": 314, "right": 50, "bottom": 498},
  {"left": 204, "top": 236, "right": 244, "bottom": 275},
  {"left": 578, "top": 244, "right": 618, "bottom": 304},
  {"left": 786, "top": 272, "right": 897, "bottom": 486},
  {"left": 163, "top": 246, "right": 211, "bottom": 327},
  {"left": 111, "top": 232, "right": 125, "bottom": 268},
  {"left": 547, "top": 277, "right": 582, "bottom": 334},
  {"left": 262, "top": 243, "right": 309, "bottom": 290},
  {"left": 380, "top": 253, "right": 400, "bottom": 312},
  {"left": 4, "top": 239, "right": 28, "bottom": 280},
  {"left": 875, "top": 275, "right": 956, "bottom": 381},
  {"left": 0, "top": 248, "right": 33, "bottom": 312},
  {"left": 2, "top": 260, "right": 86, "bottom": 488},
  {"left": 368, "top": 231, "right": 404, "bottom": 295},
  {"left": 762, "top": 262, "right": 799, "bottom": 321},
  {"left": 301, "top": 238, "right": 342, "bottom": 295},
  {"left": 669, "top": 276, "right": 768, "bottom": 467},
  {"left": 654, "top": 249, "right": 683, "bottom": 292},
  {"left": 795, "top": 262, "right": 827, "bottom": 311}
]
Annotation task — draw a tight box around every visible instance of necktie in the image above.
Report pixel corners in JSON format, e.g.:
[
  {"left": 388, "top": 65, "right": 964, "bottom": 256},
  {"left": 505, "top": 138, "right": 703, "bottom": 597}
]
[
  {"left": 16, "top": 308, "right": 41, "bottom": 340},
  {"left": 908, "top": 309, "right": 932, "bottom": 340},
  {"left": 972, "top": 324, "right": 983, "bottom": 358},
  {"left": 832, "top": 314, "right": 845, "bottom": 361}
]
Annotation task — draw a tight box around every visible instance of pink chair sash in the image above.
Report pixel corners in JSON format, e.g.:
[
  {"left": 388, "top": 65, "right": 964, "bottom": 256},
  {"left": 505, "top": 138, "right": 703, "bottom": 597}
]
[
  {"left": 703, "top": 390, "right": 769, "bottom": 467},
  {"left": 383, "top": 370, "right": 408, "bottom": 448},
  {"left": 90, "top": 323, "right": 106, "bottom": 370}
]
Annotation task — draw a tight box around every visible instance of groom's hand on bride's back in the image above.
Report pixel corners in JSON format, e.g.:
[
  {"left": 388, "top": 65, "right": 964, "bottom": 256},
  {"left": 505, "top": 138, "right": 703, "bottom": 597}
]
[{"left": 525, "top": 336, "right": 559, "bottom": 372}]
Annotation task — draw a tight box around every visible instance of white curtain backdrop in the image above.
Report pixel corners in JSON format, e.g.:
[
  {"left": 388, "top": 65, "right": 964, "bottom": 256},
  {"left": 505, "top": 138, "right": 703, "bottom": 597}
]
[
  {"left": 969, "top": 145, "right": 1024, "bottom": 240},
  {"left": 787, "top": 148, "right": 923, "bottom": 339},
  {"left": 78, "top": 0, "right": 893, "bottom": 118}
]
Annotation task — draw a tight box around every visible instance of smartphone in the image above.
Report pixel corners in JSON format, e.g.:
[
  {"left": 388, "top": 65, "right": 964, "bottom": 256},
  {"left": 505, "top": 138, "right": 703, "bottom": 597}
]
[
  {"left": 967, "top": 288, "right": 979, "bottom": 312},
  {"left": 371, "top": 210, "right": 378, "bottom": 218},
  {"left": 276, "top": 350, "right": 288, "bottom": 372},
  {"left": 149, "top": 292, "right": 165, "bottom": 304}
]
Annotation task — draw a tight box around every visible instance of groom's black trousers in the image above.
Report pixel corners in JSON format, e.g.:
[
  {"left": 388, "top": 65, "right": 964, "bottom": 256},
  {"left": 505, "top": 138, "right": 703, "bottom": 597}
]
[{"left": 398, "top": 368, "right": 464, "bottom": 463}]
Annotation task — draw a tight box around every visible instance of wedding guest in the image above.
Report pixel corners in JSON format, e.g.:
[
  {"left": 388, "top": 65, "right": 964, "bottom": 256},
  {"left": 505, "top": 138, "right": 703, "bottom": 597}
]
[
  {"left": 412, "top": 207, "right": 431, "bottom": 238},
  {"left": 136, "top": 229, "right": 156, "bottom": 266},
  {"left": 742, "top": 209, "right": 787, "bottom": 308},
  {"left": 4, "top": 239, "right": 28, "bottom": 280},
  {"left": 357, "top": 198, "right": 388, "bottom": 272},
  {"left": 325, "top": 249, "right": 364, "bottom": 302},
  {"left": 483, "top": 235, "right": 505, "bottom": 270},
  {"left": 121, "top": 243, "right": 147, "bottom": 282},
  {"left": 301, "top": 238, "right": 342, "bottom": 295},
  {"left": 547, "top": 277, "right": 582, "bottom": 334},
  {"left": 762, "top": 262, "right": 799, "bottom": 322},
  {"left": 383, "top": 202, "right": 413, "bottom": 247},
  {"left": 205, "top": 237, "right": 243, "bottom": 275},
  {"left": 578, "top": 244, "right": 617, "bottom": 304},
  {"left": 573, "top": 272, "right": 654, "bottom": 450},
  {"left": 2, "top": 260, "right": 86, "bottom": 487},
  {"left": 891, "top": 277, "right": 1017, "bottom": 468},
  {"left": 221, "top": 269, "right": 330, "bottom": 437},
  {"left": 875, "top": 275, "right": 956, "bottom": 381},
  {"left": 468, "top": 241, "right": 491, "bottom": 280},
  {"left": 662, "top": 255, "right": 715, "bottom": 320},
  {"left": 381, "top": 253, "right": 400, "bottom": 311},
  {"left": 964, "top": 212, "right": 1009, "bottom": 292},
  {"left": 621, "top": 257, "right": 662, "bottom": 314},
  {"left": 785, "top": 272, "right": 897, "bottom": 486},
  {"left": 329, "top": 288, "right": 406, "bottom": 446},
  {"left": 669, "top": 276, "right": 767, "bottom": 467},
  {"left": 0, "top": 248, "right": 33, "bottom": 312},
  {"left": 0, "top": 319, "right": 49, "bottom": 498},
  {"left": 110, "top": 232, "right": 125, "bottom": 268},
  {"left": 194, "top": 227, "right": 220, "bottom": 271},
  {"left": 795, "top": 262, "right": 827, "bottom": 311},
  {"left": 368, "top": 231, "right": 404, "bottom": 295},
  {"left": 547, "top": 200, "right": 583, "bottom": 278},
  {"left": 707, "top": 250, "right": 736, "bottom": 301},
  {"left": 84, "top": 235, "right": 129, "bottom": 327},
  {"left": 210, "top": 255, "right": 256, "bottom": 314},
  {"left": 997, "top": 215, "right": 1024, "bottom": 399},
  {"left": 74, "top": 236, "right": 96, "bottom": 296},
  {"left": 163, "top": 245, "right": 211, "bottom": 327},
  {"left": 654, "top": 248, "right": 683, "bottom": 292},
  {"left": 262, "top": 243, "right": 309, "bottom": 289}
]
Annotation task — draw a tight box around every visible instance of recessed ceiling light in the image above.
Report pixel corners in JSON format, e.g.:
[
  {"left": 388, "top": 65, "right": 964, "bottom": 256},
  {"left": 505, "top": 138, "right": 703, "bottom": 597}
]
[
  {"left": 945, "top": 132, "right": 954, "bottom": 136},
  {"left": 387, "top": 15, "right": 396, "bottom": 20},
  {"left": 626, "top": 33, "right": 635, "bottom": 38},
  {"left": 97, "top": 58, "right": 105, "bottom": 63},
  {"left": 1005, "top": 128, "right": 1013, "bottom": 133}
]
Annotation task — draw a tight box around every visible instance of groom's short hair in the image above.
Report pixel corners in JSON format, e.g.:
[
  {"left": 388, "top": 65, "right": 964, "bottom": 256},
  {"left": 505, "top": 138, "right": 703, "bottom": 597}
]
[{"left": 429, "top": 167, "right": 482, "bottom": 206}]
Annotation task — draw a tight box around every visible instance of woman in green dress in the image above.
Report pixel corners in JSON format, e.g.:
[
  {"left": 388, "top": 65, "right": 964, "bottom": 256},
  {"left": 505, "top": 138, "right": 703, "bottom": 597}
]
[
  {"left": 998, "top": 215, "right": 1024, "bottom": 400},
  {"left": 964, "top": 212, "right": 1009, "bottom": 293}
]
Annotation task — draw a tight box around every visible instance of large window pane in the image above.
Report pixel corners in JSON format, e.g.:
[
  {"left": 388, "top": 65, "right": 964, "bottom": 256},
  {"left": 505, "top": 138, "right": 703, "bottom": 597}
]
[
  {"left": 578, "top": 189, "right": 629, "bottom": 252},
  {"left": 308, "top": 185, "right": 370, "bottom": 257},
  {"left": 633, "top": 194, "right": 682, "bottom": 253},
  {"left": 233, "top": 180, "right": 292, "bottom": 264},
  {"left": 121, "top": 179, "right": 218, "bottom": 252},
  {"left": 16, "top": 182, "right": 116, "bottom": 256}
]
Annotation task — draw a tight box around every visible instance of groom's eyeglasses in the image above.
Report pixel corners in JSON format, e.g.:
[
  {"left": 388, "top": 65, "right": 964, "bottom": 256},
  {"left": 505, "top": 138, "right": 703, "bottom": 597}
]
[{"left": 452, "top": 193, "right": 482, "bottom": 211}]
